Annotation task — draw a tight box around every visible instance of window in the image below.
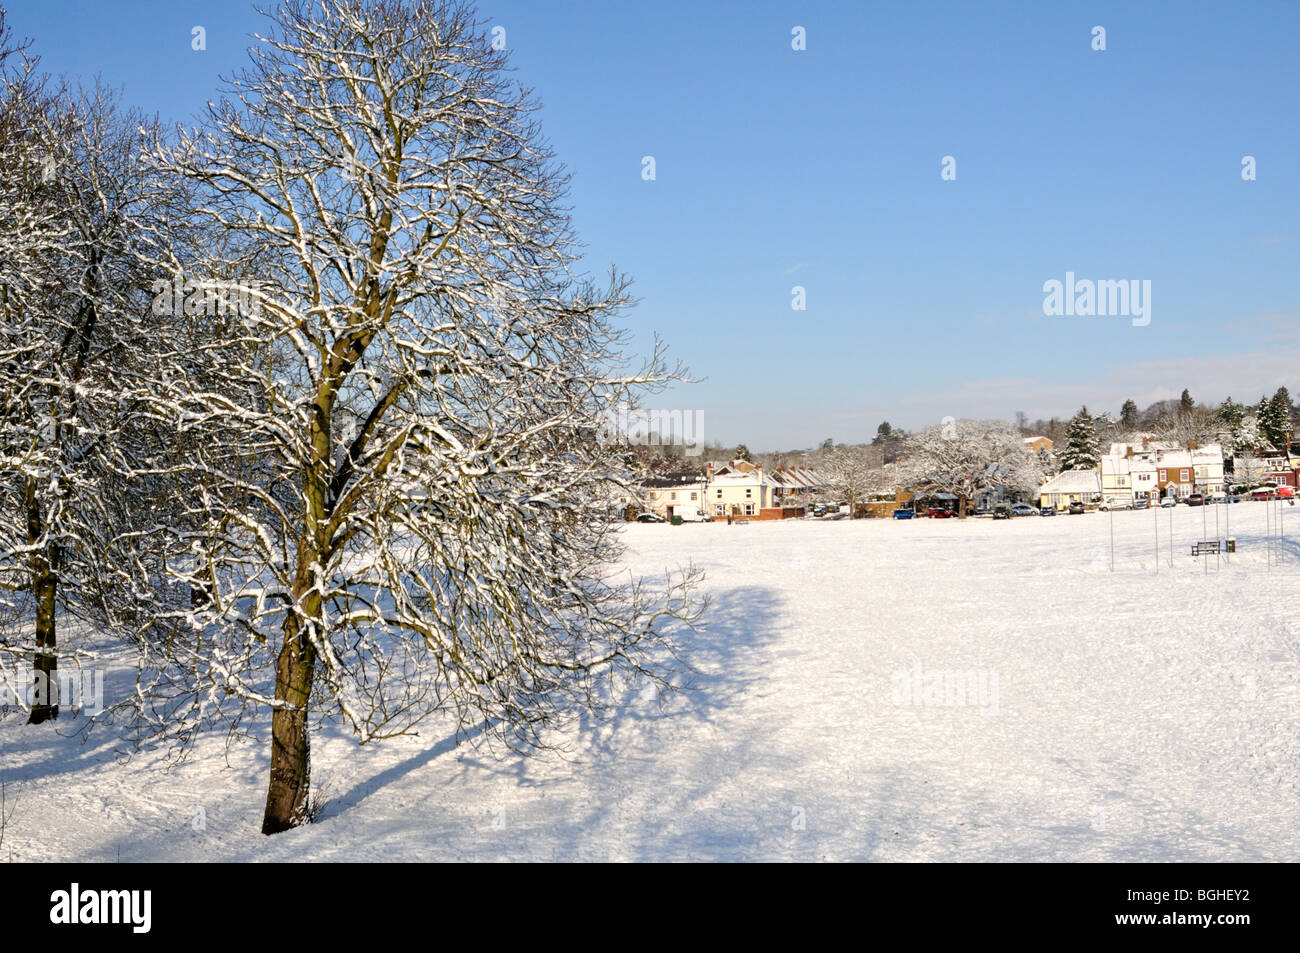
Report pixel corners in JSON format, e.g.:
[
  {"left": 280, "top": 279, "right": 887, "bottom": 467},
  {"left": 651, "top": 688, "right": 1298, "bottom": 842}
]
[
  {"left": 745, "top": 488, "right": 752, "bottom": 498},
  {"left": 714, "top": 504, "right": 725, "bottom": 516},
  {"left": 670, "top": 492, "right": 677, "bottom": 501},
  {"left": 690, "top": 492, "right": 697, "bottom": 501},
  {"left": 1181, "top": 469, "right": 1189, "bottom": 481},
  {"left": 744, "top": 503, "right": 755, "bottom": 515},
  {"left": 716, "top": 489, "right": 722, "bottom": 499},
  {"left": 1159, "top": 469, "right": 1167, "bottom": 482}
]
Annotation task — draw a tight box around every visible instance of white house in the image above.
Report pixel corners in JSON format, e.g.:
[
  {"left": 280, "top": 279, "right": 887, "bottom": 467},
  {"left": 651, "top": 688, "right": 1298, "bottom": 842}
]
[
  {"left": 641, "top": 476, "right": 708, "bottom": 520},
  {"left": 1189, "top": 445, "right": 1226, "bottom": 495},
  {"left": 1100, "top": 453, "right": 1157, "bottom": 504},
  {"left": 705, "top": 460, "right": 779, "bottom": 518},
  {"left": 1102, "top": 442, "right": 1224, "bottom": 501},
  {"left": 1037, "top": 469, "right": 1101, "bottom": 510}
]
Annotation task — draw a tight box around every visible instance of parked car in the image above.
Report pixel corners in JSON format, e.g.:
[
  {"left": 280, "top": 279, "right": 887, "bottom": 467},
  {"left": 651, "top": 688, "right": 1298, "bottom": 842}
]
[
  {"left": 1039, "top": 506, "right": 1056, "bottom": 516},
  {"left": 928, "top": 507, "right": 954, "bottom": 519},
  {"left": 893, "top": 506, "right": 916, "bottom": 520},
  {"left": 1010, "top": 503, "right": 1037, "bottom": 517},
  {"left": 635, "top": 512, "right": 666, "bottom": 523},
  {"left": 1209, "top": 492, "right": 1227, "bottom": 504},
  {"left": 1187, "top": 493, "right": 1206, "bottom": 506},
  {"left": 1251, "top": 488, "right": 1276, "bottom": 501},
  {"left": 1132, "top": 498, "right": 1150, "bottom": 510},
  {"left": 1068, "top": 501, "right": 1085, "bottom": 515},
  {"left": 1098, "top": 497, "right": 1132, "bottom": 511},
  {"left": 1160, "top": 497, "right": 1177, "bottom": 508},
  {"left": 669, "top": 507, "right": 708, "bottom": 522},
  {"left": 992, "top": 504, "right": 1012, "bottom": 520}
]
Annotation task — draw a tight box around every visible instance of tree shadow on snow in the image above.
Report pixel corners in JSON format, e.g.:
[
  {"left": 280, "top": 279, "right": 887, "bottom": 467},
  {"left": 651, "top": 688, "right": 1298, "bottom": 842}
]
[{"left": 319, "top": 585, "right": 789, "bottom": 825}]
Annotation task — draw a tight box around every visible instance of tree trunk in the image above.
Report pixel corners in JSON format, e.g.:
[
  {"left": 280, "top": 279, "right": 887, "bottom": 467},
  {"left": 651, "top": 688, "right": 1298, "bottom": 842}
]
[
  {"left": 25, "top": 479, "right": 58, "bottom": 724},
  {"left": 264, "top": 396, "right": 330, "bottom": 835},
  {"left": 958, "top": 495, "right": 969, "bottom": 519},
  {"left": 28, "top": 559, "right": 58, "bottom": 724},
  {"left": 261, "top": 610, "right": 317, "bottom": 834}
]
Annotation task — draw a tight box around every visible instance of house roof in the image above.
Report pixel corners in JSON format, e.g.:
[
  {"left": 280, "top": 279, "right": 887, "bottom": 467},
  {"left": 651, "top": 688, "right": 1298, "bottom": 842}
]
[
  {"left": 641, "top": 472, "right": 706, "bottom": 488},
  {"left": 1039, "top": 469, "right": 1101, "bottom": 494},
  {"left": 770, "top": 466, "right": 823, "bottom": 489},
  {"left": 710, "top": 469, "right": 779, "bottom": 487}
]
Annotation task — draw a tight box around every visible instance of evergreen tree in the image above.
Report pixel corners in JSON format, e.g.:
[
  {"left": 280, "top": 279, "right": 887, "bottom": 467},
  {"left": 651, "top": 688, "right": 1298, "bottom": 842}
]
[
  {"left": 1268, "top": 387, "right": 1293, "bottom": 448},
  {"left": 1120, "top": 399, "right": 1139, "bottom": 428},
  {"left": 1259, "top": 392, "right": 1287, "bottom": 449},
  {"left": 1230, "top": 414, "right": 1261, "bottom": 455},
  {"left": 1218, "top": 396, "right": 1245, "bottom": 430},
  {"left": 1061, "top": 406, "right": 1101, "bottom": 470},
  {"left": 734, "top": 443, "right": 753, "bottom": 462},
  {"left": 1179, "top": 389, "right": 1195, "bottom": 417}
]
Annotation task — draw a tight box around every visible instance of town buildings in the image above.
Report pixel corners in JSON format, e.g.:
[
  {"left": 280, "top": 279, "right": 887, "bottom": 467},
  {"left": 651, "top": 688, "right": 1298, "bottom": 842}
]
[{"left": 637, "top": 459, "right": 823, "bottom": 521}]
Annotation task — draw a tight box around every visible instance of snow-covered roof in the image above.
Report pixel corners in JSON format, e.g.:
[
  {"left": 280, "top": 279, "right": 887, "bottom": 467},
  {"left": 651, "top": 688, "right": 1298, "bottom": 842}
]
[
  {"left": 770, "top": 466, "right": 822, "bottom": 489},
  {"left": 1039, "top": 469, "right": 1101, "bottom": 494},
  {"left": 1154, "top": 450, "right": 1192, "bottom": 468},
  {"left": 710, "top": 469, "right": 780, "bottom": 487},
  {"left": 640, "top": 472, "right": 707, "bottom": 488},
  {"left": 710, "top": 459, "right": 760, "bottom": 475}
]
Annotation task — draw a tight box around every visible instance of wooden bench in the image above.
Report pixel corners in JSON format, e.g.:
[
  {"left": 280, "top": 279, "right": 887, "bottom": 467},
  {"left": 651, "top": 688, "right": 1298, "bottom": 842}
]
[{"left": 1191, "top": 540, "right": 1220, "bottom": 556}]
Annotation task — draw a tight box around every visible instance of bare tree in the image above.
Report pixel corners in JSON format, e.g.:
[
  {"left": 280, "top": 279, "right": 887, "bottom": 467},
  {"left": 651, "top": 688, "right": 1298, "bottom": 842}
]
[
  {"left": 1157, "top": 405, "right": 1219, "bottom": 449},
  {"left": 900, "top": 420, "right": 1042, "bottom": 518},
  {"left": 147, "top": 0, "right": 702, "bottom": 834},
  {"left": 0, "top": 58, "right": 173, "bottom": 718},
  {"left": 0, "top": 12, "right": 53, "bottom": 682},
  {"left": 1232, "top": 454, "right": 1269, "bottom": 490},
  {"left": 818, "top": 444, "right": 881, "bottom": 517}
]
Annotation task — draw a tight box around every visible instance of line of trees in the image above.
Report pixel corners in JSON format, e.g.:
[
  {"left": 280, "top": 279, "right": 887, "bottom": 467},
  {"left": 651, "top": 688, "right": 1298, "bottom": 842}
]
[
  {"left": 1022, "top": 388, "right": 1294, "bottom": 454},
  {"left": 0, "top": 1, "right": 703, "bottom": 835}
]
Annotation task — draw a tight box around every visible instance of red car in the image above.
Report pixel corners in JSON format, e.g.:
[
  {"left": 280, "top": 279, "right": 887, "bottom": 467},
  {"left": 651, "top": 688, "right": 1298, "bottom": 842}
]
[{"left": 927, "top": 507, "right": 955, "bottom": 518}]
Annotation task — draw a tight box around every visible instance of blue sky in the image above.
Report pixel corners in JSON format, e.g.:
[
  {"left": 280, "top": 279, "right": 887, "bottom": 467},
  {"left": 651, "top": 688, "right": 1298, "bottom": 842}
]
[{"left": 8, "top": 0, "right": 1299, "bottom": 449}]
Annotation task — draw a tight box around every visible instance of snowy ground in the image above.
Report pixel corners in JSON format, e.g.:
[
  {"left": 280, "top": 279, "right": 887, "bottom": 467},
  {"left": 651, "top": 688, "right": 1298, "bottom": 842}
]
[{"left": 3, "top": 501, "right": 1298, "bottom": 861}]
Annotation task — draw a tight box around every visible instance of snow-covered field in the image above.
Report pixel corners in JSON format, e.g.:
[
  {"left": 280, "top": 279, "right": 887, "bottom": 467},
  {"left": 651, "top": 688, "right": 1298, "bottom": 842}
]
[{"left": 3, "top": 502, "right": 1298, "bottom": 861}]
